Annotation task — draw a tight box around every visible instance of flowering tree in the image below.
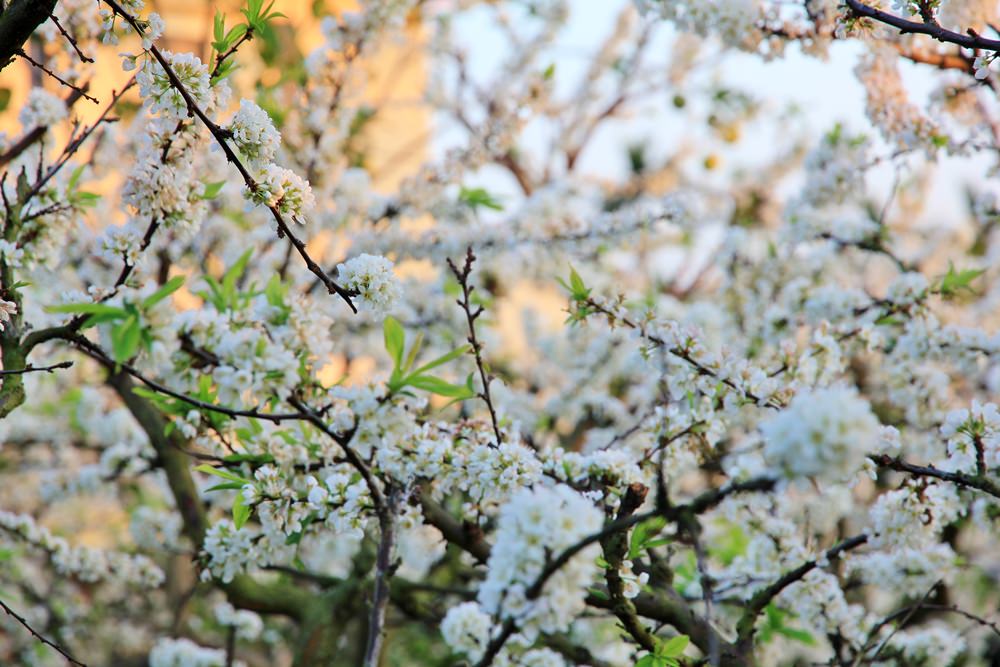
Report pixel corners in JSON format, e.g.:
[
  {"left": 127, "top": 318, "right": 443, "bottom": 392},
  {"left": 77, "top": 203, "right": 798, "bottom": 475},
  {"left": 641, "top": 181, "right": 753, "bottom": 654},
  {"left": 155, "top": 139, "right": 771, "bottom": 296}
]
[{"left": 1, "top": 0, "right": 1000, "bottom": 665}]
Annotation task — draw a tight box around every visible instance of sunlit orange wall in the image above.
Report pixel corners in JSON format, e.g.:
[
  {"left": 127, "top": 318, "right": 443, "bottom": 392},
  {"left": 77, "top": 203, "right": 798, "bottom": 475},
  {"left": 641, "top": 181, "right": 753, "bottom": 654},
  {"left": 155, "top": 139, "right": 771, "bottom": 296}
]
[{"left": 0, "top": 1, "right": 428, "bottom": 189}]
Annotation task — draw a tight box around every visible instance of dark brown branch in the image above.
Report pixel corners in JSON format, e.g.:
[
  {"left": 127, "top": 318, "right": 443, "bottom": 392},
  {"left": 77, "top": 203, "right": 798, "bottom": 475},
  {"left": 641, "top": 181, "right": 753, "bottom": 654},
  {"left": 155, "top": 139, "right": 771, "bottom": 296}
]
[
  {"left": 14, "top": 49, "right": 98, "bottom": 104},
  {"left": 62, "top": 331, "right": 309, "bottom": 422},
  {"left": 49, "top": 13, "right": 92, "bottom": 63},
  {"left": 845, "top": 0, "right": 1000, "bottom": 51},
  {"left": 870, "top": 454, "right": 1000, "bottom": 498},
  {"left": 735, "top": 534, "right": 869, "bottom": 647},
  {"left": 447, "top": 247, "right": 503, "bottom": 447},
  {"left": 0, "top": 596, "right": 87, "bottom": 666},
  {"left": 287, "top": 396, "right": 385, "bottom": 513},
  {"left": 0, "top": 0, "right": 57, "bottom": 73},
  {"left": 224, "top": 626, "right": 236, "bottom": 667},
  {"left": 362, "top": 487, "right": 400, "bottom": 667},
  {"left": 419, "top": 495, "right": 491, "bottom": 563},
  {"left": 0, "top": 359, "right": 72, "bottom": 375}
]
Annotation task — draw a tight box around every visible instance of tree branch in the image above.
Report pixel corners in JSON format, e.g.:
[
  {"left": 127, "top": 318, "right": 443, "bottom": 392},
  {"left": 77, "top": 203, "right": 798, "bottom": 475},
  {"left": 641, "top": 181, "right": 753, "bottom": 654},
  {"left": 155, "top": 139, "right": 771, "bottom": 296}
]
[
  {"left": 845, "top": 0, "right": 1000, "bottom": 51},
  {"left": 101, "top": 0, "right": 358, "bottom": 313},
  {"left": 870, "top": 454, "right": 1000, "bottom": 498},
  {"left": 0, "top": 596, "right": 86, "bottom": 666},
  {"left": 735, "top": 534, "right": 869, "bottom": 647},
  {"left": 362, "top": 487, "right": 400, "bottom": 667},
  {"left": 447, "top": 247, "right": 503, "bottom": 447},
  {"left": 0, "top": 0, "right": 57, "bottom": 73}
]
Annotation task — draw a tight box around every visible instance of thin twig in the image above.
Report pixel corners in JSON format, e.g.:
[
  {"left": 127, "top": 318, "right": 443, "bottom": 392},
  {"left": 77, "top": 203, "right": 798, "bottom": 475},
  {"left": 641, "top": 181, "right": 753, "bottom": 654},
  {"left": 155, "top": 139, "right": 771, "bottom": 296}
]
[
  {"left": 287, "top": 396, "right": 384, "bottom": 512},
  {"left": 18, "top": 76, "right": 135, "bottom": 207},
  {"left": 0, "top": 597, "right": 87, "bottom": 666},
  {"left": 14, "top": 50, "right": 98, "bottom": 104},
  {"left": 870, "top": 454, "right": 1000, "bottom": 499},
  {"left": 736, "top": 534, "right": 869, "bottom": 646},
  {"left": 0, "top": 360, "right": 72, "bottom": 375},
  {"left": 49, "top": 14, "right": 93, "bottom": 63},
  {"left": 447, "top": 247, "right": 502, "bottom": 446},
  {"left": 859, "top": 581, "right": 941, "bottom": 666},
  {"left": 62, "top": 331, "right": 308, "bottom": 423}
]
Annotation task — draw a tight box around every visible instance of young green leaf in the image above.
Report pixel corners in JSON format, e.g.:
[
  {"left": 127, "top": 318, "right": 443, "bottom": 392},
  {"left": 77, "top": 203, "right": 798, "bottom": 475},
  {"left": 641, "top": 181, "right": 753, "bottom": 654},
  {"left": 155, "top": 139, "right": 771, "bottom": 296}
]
[
  {"left": 405, "top": 374, "right": 475, "bottom": 398},
  {"left": 142, "top": 275, "right": 185, "bottom": 309},
  {"left": 233, "top": 493, "right": 251, "bottom": 530},
  {"left": 658, "top": 635, "right": 689, "bottom": 658},
  {"left": 110, "top": 315, "right": 142, "bottom": 362},
  {"left": 383, "top": 316, "right": 405, "bottom": 370},
  {"left": 194, "top": 464, "right": 251, "bottom": 484},
  {"left": 411, "top": 345, "right": 471, "bottom": 376},
  {"left": 936, "top": 262, "right": 985, "bottom": 298},
  {"left": 46, "top": 302, "right": 127, "bottom": 316},
  {"left": 458, "top": 186, "right": 504, "bottom": 212},
  {"left": 199, "top": 180, "right": 227, "bottom": 200}
]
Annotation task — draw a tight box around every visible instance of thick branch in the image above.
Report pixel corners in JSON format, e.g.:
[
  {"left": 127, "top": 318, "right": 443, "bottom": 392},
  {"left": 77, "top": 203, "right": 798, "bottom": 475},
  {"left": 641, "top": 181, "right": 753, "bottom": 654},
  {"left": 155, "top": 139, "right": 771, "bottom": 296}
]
[
  {"left": 0, "top": 0, "right": 56, "bottom": 72},
  {"left": 600, "top": 484, "right": 658, "bottom": 652},
  {"left": 362, "top": 488, "right": 400, "bottom": 667}
]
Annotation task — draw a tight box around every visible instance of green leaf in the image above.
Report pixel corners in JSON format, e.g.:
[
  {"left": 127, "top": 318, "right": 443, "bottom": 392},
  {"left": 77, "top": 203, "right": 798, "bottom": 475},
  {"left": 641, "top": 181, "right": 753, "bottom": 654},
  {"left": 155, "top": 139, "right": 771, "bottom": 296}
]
[
  {"left": 46, "top": 302, "right": 127, "bottom": 316},
  {"left": 775, "top": 626, "right": 816, "bottom": 645},
  {"left": 383, "top": 316, "right": 405, "bottom": 370},
  {"left": 233, "top": 492, "right": 251, "bottom": 530},
  {"left": 458, "top": 186, "right": 504, "bottom": 212},
  {"left": 72, "top": 191, "right": 101, "bottom": 207},
  {"left": 213, "top": 10, "right": 226, "bottom": 44},
  {"left": 142, "top": 275, "right": 185, "bottom": 309},
  {"left": 569, "top": 266, "right": 587, "bottom": 295},
  {"left": 110, "top": 315, "right": 141, "bottom": 362},
  {"left": 223, "top": 453, "right": 274, "bottom": 464},
  {"left": 629, "top": 515, "right": 668, "bottom": 560},
  {"left": 221, "top": 249, "right": 253, "bottom": 309},
  {"left": 405, "top": 374, "right": 475, "bottom": 398},
  {"left": 658, "top": 635, "right": 689, "bottom": 658},
  {"left": 200, "top": 180, "right": 226, "bottom": 200},
  {"left": 936, "top": 262, "right": 985, "bottom": 298},
  {"left": 67, "top": 164, "right": 85, "bottom": 190},
  {"left": 874, "top": 314, "right": 902, "bottom": 326},
  {"left": 205, "top": 482, "right": 247, "bottom": 492},
  {"left": 194, "top": 464, "right": 251, "bottom": 484},
  {"left": 587, "top": 587, "right": 609, "bottom": 600},
  {"left": 403, "top": 331, "right": 424, "bottom": 374},
  {"left": 558, "top": 265, "right": 592, "bottom": 302},
  {"left": 411, "top": 345, "right": 471, "bottom": 377}
]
